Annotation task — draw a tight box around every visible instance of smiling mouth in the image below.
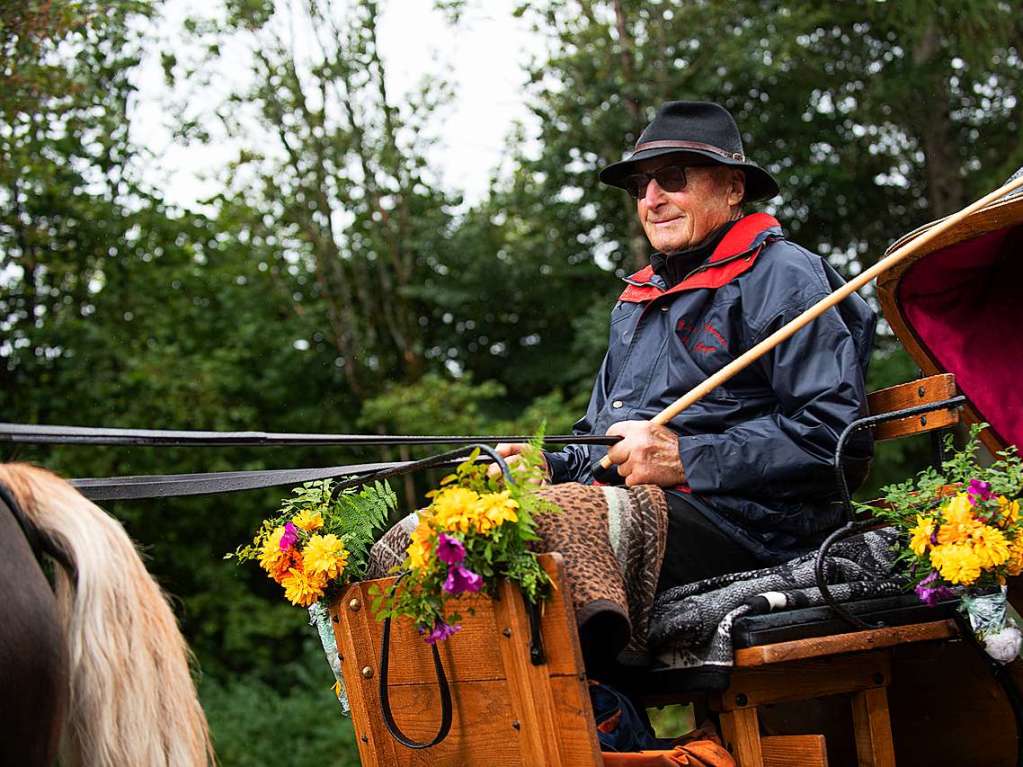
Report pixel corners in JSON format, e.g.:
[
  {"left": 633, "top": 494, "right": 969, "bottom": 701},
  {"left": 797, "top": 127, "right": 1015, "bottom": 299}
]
[{"left": 649, "top": 217, "right": 682, "bottom": 225}]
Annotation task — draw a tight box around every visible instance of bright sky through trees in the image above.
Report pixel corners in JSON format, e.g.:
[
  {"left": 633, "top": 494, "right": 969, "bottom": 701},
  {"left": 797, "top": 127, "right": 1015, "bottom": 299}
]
[{"left": 130, "top": 0, "right": 540, "bottom": 210}]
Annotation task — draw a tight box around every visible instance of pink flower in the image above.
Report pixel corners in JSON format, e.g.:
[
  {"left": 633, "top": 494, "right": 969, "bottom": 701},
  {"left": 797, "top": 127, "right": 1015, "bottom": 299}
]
[
  {"left": 968, "top": 479, "right": 994, "bottom": 505},
  {"left": 915, "top": 571, "right": 954, "bottom": 607},
  {"left": 422, "top": 620, "right": 461, "bottom": 645},
  {"left": 442, "top": 564, "right": 483, "bottom": 595},
  {"left": 436, "top": 533, "right": 466, "bottom": 565},
  {"left": 279, "top": 521, "right": 299, "bottom": 550}
]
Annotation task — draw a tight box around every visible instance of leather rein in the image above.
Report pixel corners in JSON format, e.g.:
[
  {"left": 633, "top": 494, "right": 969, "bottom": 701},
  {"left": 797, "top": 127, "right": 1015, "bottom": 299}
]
[{"left": 0, "top": 423, "right": 620, "bottom": 501}]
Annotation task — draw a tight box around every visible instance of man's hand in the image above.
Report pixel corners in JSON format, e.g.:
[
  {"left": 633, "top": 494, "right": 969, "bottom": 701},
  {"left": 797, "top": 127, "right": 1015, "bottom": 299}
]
[
  {"left": 605, "top": 421, "right": 686, "bottom": 487},
  {"left": 489, "top": 443, "right": 550, "bottom": 485}
]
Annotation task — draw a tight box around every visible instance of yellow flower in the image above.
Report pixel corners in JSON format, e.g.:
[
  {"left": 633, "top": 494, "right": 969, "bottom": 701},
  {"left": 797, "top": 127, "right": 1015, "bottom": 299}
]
[
  {"left": 258, "top": 526, "right": 287, "bottom": 573},
  {"left": 473, "top": 491, "right": 519, "bottom": 534},
  {"left": 970, "top": 524, "right": 1010, "bottom": 569},
  {"left": 909, "top": 515, "right": 936, "bottom": 556},
  {"left": 303, "top": 533, "right": 350, "bottom": 580},
  {"left": 407, "top": 518, "right": 436, "bottom": 570},
  {"left": 280, "top": 566, "right": 328, "bottom": 607},
  {"left": 1005, "top": 536, "right": 1023, "bottom": 577},
  {"left": 936, "top": 493, "right": 981, "bottom": 546},
  {"left": 293, "top": 509, "right": 324, "bottom": 532},
  {"left": 930, "top": 543, "right": 982, "bottom": 585},
  {"left": 430, "top": 487, "right": 482, "bottom": 534},
  {"left": 998, "top": 497, "right": 1020, "bottom": 528}
]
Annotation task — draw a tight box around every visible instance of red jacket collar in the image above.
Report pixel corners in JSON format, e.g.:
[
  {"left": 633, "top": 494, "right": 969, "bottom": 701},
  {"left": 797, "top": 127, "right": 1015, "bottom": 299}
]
[{"left": 619, "top": 213, "right": 781, "bottom": 303}]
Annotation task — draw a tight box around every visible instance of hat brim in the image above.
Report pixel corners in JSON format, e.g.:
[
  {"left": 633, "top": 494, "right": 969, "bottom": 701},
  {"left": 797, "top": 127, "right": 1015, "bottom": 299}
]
[{"left": 599, "top": 147, "right": 780, "bottom": 202}]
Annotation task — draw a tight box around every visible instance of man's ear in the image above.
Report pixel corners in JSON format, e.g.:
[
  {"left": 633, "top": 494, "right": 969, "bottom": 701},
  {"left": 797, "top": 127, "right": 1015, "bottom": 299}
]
[{"left": 727, "top": 169, "right": 746, "bottom": 206}]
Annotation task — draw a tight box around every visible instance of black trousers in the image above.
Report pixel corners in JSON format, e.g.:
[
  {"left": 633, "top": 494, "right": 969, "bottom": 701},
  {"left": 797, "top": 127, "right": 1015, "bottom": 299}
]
[{"left": 655, "top": 491, "right": 761, "bottom": 594}]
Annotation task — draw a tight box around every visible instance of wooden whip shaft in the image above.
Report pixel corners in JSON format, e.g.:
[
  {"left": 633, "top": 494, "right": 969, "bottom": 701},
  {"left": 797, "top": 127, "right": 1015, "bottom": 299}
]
[{"left": 598, "top": 173, "right": 1023, "bottom": 470}]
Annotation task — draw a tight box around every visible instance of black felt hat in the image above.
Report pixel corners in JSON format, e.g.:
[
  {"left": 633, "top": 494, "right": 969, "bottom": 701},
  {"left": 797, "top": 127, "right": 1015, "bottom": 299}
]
[{"left": 599, "top": 101, "right": 780, "bottom": 202}]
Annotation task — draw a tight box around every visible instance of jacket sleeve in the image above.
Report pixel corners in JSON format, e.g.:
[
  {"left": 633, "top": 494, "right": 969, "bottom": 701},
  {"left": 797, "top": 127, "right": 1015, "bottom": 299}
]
[{"left": 676, "top": 293, "right": 871, "bottom": 499}]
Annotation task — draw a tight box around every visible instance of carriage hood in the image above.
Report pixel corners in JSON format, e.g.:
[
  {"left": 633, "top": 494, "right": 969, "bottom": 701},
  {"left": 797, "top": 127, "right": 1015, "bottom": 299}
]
[{"left": 877, "top": 190, "right": 1023, "bottom": 454}]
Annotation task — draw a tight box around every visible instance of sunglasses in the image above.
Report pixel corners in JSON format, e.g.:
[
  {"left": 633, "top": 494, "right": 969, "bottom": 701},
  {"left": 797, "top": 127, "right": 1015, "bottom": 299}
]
[{"left": 624, "top": 165, "right": 692, "bottom": 199}]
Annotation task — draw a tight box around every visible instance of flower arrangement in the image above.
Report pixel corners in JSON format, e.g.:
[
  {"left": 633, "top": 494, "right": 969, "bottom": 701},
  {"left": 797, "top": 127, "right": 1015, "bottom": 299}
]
[
  {"left": 231, "top": 479, "right": 396, "bottom": 606},
  {"left": 231, "top": 479, "right": 396, "bottom": 713},
  {"left": 372, "top": 444, "right": 559, "bottom": 644},
  {"left": 860, "top": 425, "right": 1023, "bottom": 661}
]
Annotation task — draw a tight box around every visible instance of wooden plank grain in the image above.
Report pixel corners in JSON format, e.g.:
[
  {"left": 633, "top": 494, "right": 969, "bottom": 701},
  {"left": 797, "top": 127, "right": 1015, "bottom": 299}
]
[
  {"left": 734, "top": 620, "right": 957, "bottom": 667},
  {"left": 333, "top": 584, "right": 399, "bottom": 767},
  {"left": 851, "top": 687, "right": 896, "bottom": 767},
  {"left": 867, "top": 373, "right": 959, "bottom": 442},
  {"left": 762, "top": 734, "right": 829, "bottom": 767},
  {"left": 381, "top": 679, "right": 525, "bottom": 767},
  {"left": 719, "top": 652, "right": 890, "bottom": 711},
  {"left": 720, "top": 707, "right": 764, "bottom": 767}
]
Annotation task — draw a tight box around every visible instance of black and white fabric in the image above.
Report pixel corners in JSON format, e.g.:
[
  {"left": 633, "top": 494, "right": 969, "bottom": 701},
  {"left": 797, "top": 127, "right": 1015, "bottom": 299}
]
[{"left": 647, "top": 527, "right": 904, "bottom": 689}]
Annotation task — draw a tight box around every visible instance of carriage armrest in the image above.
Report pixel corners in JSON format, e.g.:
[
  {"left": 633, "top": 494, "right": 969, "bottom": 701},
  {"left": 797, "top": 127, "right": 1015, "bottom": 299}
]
[{"left": 866, "top": 373, "right": 959, "bottom": 441}]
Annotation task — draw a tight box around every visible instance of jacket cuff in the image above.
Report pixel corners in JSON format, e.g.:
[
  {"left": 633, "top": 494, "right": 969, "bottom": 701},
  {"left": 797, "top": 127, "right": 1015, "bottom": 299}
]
[
  {"left": 543, "top": 450, "right": 571, "bottom": 484},
  {"left": 677, "top": 435, "right": 723, "bottom": 493}
]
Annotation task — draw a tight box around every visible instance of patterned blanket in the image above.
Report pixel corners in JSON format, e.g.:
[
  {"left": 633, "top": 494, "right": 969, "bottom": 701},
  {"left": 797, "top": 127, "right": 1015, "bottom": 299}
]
[
  {"left": 367, "top": 482, "right": 669, "bottom": 666},
  {"left": 647, "top": 527, "right": 904, "bottom": 689}
]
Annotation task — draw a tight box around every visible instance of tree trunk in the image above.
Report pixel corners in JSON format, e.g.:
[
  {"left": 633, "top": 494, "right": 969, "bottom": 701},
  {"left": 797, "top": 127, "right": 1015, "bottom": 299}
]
[
  {"left": 913, "top": 23, "right": 964, "bottom": 217},
  {"left": 611, "top": 0, "right": 651, "bottom": 271}
]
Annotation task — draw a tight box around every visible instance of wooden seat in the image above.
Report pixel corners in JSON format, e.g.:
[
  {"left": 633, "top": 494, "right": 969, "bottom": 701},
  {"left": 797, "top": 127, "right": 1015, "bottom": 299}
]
[{"left": 630, "top": 374, "right": 966, "bottom": 767}]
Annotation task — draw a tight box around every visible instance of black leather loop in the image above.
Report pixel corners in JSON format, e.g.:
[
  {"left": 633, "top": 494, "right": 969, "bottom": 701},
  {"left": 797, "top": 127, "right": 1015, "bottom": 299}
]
[
  {"left": 375, "top": 444, "right": 517, "bottom": 748},
  {"left": 378, "top": 576, "right": 453, "bottom": 749},
  {"left": 523, "top": 589, "right": 546, "bottom": 665},
  {"left": 814, "top": 519, "right": 885, "bottom": 631}
]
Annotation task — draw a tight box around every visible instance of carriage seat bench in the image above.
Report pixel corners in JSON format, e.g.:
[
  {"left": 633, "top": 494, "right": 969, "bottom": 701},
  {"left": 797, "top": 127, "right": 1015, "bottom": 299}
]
[{"left": 618, "top": 373, "right": 968, "bottom": 767}]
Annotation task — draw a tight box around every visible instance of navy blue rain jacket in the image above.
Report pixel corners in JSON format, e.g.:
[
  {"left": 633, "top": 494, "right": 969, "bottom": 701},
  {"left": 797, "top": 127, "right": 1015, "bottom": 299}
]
[{"left": 545, "top": 213, "right": 877, "bottom": 563}]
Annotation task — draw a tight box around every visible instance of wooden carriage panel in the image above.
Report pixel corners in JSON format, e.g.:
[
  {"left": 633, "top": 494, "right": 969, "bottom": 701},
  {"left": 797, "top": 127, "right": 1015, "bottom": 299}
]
[
  {"left": 887, "top": 639, "right": 1023, "bottom": 766},
  {"left": 865, "top": 373, "right": 959, "bottom": 442},
  {"left": 331, "top": 553, "right": 603, "bottom": 767}
]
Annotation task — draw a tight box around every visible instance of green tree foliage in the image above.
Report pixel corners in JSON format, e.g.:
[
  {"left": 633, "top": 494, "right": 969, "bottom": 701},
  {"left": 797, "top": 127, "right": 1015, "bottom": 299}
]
[
  {"left": 511, "top": 0, "right": 1023, "bottom": 277},
  {"left": 4, "top": 1, "right": 1022, "bottom": 764}
]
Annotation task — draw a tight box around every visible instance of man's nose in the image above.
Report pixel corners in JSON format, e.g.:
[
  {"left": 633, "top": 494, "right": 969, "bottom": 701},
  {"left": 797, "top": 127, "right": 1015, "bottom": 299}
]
[{"left": 642, "top": 178, "right": 668, "bottom": 206}]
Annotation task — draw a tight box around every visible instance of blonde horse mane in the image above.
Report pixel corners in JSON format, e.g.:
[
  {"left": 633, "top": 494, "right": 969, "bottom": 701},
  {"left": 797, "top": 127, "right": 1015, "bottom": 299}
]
[{"left": 0, "top": 463, "right": 214, "bottom": 767}]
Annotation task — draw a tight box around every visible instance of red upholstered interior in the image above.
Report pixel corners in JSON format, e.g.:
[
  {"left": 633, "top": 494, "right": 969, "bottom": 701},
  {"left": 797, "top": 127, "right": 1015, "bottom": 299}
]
[{"left": 896, "top": 223, "right": 1023, "bottom": 450}]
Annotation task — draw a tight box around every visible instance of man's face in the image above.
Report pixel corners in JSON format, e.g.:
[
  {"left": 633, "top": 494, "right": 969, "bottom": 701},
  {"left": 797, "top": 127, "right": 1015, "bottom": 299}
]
[{"left": 634, "top": 159, "right": 745, "bottom": 254}]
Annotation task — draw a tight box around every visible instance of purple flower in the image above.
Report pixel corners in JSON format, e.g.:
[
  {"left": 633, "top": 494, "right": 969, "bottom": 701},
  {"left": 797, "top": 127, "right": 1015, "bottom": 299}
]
[
  {"left": 442, "top": 564, "right": 483, "bottom": 595},
  {"left": 422, "top": 620, "right": 461, "bottom": 645},
  {"left": 436, "top": 533, "right": 466, "bottom": 565},
  {"left": 279, "top": 521, "right": 299, "bottom": 551},
  {"left": 968, "top": 479, "right": 994, "bottom": 505},
  {"left": 915, "top": 571, "right": 955, "bottom": 607}
]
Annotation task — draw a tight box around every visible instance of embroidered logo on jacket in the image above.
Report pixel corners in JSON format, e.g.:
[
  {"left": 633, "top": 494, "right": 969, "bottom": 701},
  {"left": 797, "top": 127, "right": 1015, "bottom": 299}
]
[{"left": 677, "top": 318, "right": 726, "bottom": 354}]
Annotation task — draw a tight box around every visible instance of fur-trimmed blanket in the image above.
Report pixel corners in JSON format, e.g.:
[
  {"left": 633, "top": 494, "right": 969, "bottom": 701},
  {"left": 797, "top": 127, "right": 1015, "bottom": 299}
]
[
  {"left": 367, "top": 483, "right": 669, "bottom": 666},
  {"left": 647, "top": 527, "right": 904, "bottom": 689}
]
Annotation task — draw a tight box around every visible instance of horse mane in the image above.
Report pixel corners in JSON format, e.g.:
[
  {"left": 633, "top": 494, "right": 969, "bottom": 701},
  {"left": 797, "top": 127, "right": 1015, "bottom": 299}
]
[{"left": 0, "top": 463, "right": 215, "bottom": 767}]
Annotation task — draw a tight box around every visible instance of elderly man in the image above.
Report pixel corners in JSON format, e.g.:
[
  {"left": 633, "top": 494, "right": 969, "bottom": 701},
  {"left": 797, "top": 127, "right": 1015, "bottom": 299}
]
[{"left": 499, "top": 101, "right": 875, "bottom": 592}]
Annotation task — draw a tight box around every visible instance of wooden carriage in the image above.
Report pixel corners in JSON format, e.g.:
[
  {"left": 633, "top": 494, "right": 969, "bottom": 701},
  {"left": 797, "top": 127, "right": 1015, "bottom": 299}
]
[{"left": 331, "top": 188, "right": 1023, "bottom": 766}]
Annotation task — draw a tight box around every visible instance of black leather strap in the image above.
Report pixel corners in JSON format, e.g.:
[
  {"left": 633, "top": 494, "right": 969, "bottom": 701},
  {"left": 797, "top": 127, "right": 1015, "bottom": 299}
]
[
  {"left": 71, "top": 460, "right": 450, "bottom": 501},
  {"left": 378, "top": 577, "right": 453, "bottom": 749},
  {"left": 0, "top": 422, "right": 618, "bottom": 448}
]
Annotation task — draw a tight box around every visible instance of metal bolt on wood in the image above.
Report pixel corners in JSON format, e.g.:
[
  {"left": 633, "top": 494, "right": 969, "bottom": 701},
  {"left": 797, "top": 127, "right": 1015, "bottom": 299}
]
[
  {"left": 349, "top": 598, "right": 361, "bottom": 612},
  {"left": 361, "top": 666, "right": 373, "bottom": 679},
  {"left": 502, "top": 627, "right": 512, "bottom": 637}
]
